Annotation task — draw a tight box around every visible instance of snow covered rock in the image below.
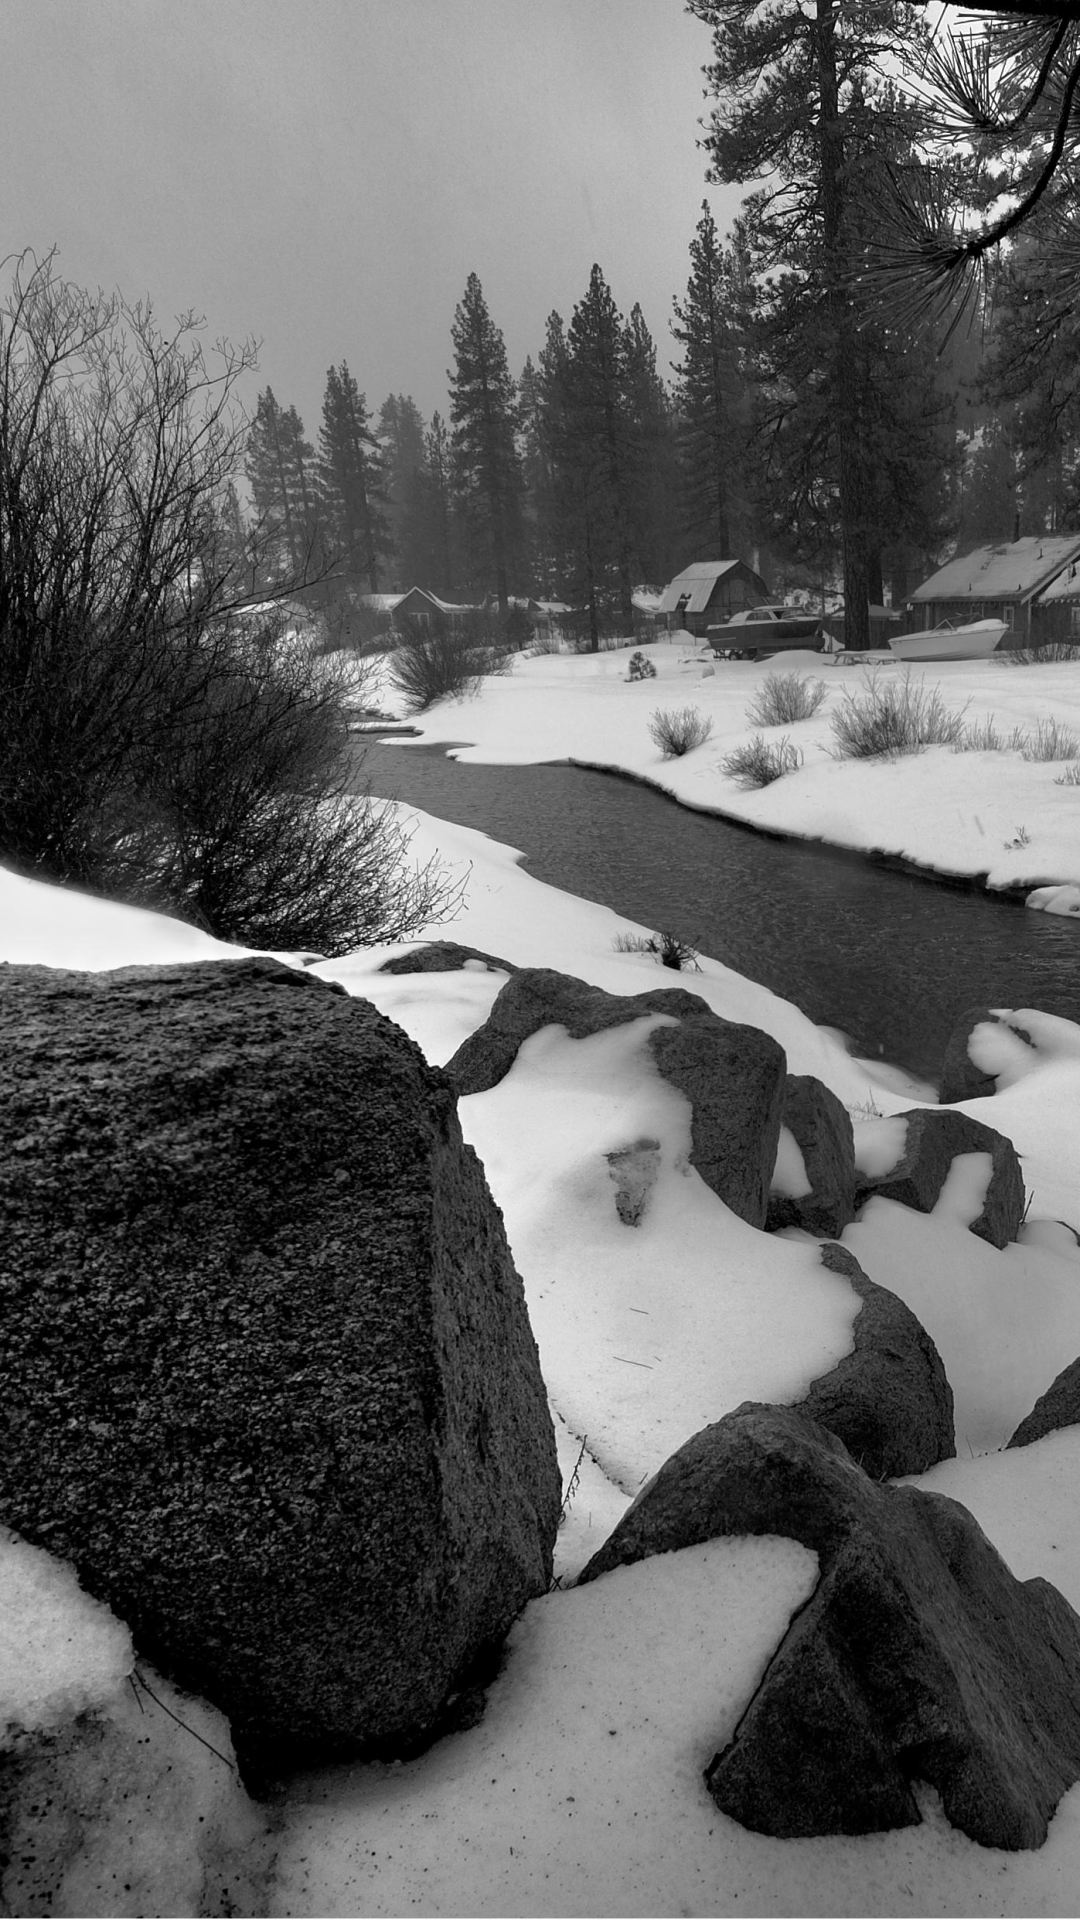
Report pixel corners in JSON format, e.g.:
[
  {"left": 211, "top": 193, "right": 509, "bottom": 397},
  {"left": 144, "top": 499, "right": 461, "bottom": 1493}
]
[
  {"left": 852, "top": 1107, "right": 1025, "bottom": 1248},
  {"left": 0, "top": 1530, "right": 271, "bottom": 1918},
  {"left": 378, "top": 939, "right": 517, "bottom": 974},
  {"left": 1008, "top": 1355, "right": 1080, "bottom": 1449},
  {"left": 0, "top": 955, "right": 560, "bottom": 1784},
  {"left": 579, "top": 1403, "right": 1080, "bottom": 1850},
  {"left": 446, "top": 967, "right": 787, "bottom": 1227},
  {"left": 798, "top": 1244, "right": 954, "bottom": 1476},
  {"left": 766, "top": 1073, "right": 856, "bottom": 1237},
  {"left": 939, "top": 1006, "right": 1013, "bottom": 1103}
]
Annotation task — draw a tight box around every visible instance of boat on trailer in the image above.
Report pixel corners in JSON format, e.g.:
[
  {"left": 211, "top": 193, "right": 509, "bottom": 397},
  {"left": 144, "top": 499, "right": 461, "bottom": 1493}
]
[{"left": 887, "top": 618, "right": 1010, "bottom": 663}]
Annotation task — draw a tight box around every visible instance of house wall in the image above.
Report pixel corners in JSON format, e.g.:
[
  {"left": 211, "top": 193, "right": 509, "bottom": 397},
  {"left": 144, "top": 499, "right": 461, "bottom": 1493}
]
[{"left": 680, "top": 566, "right": 768, "bottom": 635}]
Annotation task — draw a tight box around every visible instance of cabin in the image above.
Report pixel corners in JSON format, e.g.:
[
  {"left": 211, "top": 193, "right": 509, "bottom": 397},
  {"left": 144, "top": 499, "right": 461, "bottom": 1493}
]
[
  {"left": 908, "top": 535, "right": 1080, "bottom": 646},
  {"left": 657, "top": 560, "right": 769, "bottom": 638},
  {"left": 1036, "top": 560, "right": 1080, "bottom": 643},
  {"left": 356, "top": 587, "right": 478, "bottom": 630}
]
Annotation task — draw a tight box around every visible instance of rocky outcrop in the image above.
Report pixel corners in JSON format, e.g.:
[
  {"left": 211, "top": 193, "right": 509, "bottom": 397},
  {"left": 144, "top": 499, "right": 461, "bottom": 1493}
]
[
  {"left": 0, "top": 956, "right": 561, "bottom": 1785},
  {"left": 445, "top": 968, "right": 786, "bottom": 1228},
  {"left": 379, "top": 940, "right": 517, "bottom": 974},
  {"left": 579, "top": 1403, "right": 1080, "bottom": 1849},
  {"left": 1008, "top": 1355, "right": 1080, "bottom": 1449},
  {"left": 852, "top": 1107, "right": 1025, "bottom": 1247},
  {"left": 796, "top": 1244, "right": 954, "bottom": 1477},
  {"left": 766, "top": 1075, "right": 857, "bottom": 1237}
]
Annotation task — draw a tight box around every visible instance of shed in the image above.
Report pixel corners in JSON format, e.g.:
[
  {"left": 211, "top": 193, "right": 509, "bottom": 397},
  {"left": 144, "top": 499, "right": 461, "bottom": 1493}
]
[
  {"left": 909, "top": 536, "right": 1080, "bottom": 646},
  {"left": 389, "top": 587, "right": 477, "bottom": 628},
  {"left": 657, "top": 560, "right": 769, "bottom": 637}
]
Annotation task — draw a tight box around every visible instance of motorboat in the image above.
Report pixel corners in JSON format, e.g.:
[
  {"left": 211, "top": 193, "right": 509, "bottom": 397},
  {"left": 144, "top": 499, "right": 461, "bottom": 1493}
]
[
  {"left": 887, "top": 618, "right": 1010, "bottom": 663},
  {"left": 707, "top": 605, "right": 823, "bottom": 655}
]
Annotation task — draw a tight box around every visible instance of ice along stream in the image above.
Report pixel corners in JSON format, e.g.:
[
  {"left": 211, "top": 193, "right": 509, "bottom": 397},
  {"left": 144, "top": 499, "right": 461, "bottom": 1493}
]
[{"left": 352, "top": 738, "right": 1080, "bottom": 1086}]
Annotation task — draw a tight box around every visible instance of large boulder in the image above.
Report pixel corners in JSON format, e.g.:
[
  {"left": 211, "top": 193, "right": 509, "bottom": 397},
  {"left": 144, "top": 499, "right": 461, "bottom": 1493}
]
[
  {"left": 766, "top": 1074, "right": 857, "bottom": 1237},
  {"left": 0, "top": 956, "right": 561, "bottom": 1784},
  {"left": 578, "top": 1403, "right": 1080, "bottom": 1849},
  {"left": 1008, "top": 1355, "right": 1080, "bottom": 1449},
  {"left": 445, "top": 967, "right": 786, "bottom": 1228},
  {"left": 852, "top": 1106, "right": 1025, "bottom": 1247},
  {"left": 797, "top": 1243, "right": 954, "bottom": 1477}
]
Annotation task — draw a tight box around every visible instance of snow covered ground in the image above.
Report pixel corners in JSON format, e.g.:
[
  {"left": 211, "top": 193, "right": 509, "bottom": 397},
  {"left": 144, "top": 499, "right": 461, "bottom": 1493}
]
[
  {"left": 360, "top": 633, "right": 1080, "bottom": 906},
  {"left": 6, "top": 760, "right": 1080, "bottom": 1913}
]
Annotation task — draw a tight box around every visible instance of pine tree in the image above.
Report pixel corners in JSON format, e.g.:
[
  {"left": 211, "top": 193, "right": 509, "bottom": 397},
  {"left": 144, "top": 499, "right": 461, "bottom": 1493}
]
[
  {"left": 690, "top": 0, "right": 934, "bottom": 646},
  {"left": 377, "top": 394, "right": 425, "bottom": 584},
  {"left": 245, "top": 387, "right": 320, "bottom": 583},
  {"left": 318, "top": 363, "right": 387, "bottom": 593},
  {"left": 563, "top": 264, "right": 636, "bottom": 637},
  {"left": 622, "top": 303, "right": 681, "bottom": 589},
  {"left": 671, "top": 205, "right": 755, "bottom": 563},
  {"left": 397, "top": 411, "right": 458, "bottom": 596},
  {"left": 448, "top": 273, "right": 524, "bottom": 610}
]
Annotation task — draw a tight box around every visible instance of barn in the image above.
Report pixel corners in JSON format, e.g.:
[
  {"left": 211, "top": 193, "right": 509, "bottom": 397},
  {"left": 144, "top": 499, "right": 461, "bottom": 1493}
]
[{"left": 657, "top": 559, "right": 769, "bottom": 637}]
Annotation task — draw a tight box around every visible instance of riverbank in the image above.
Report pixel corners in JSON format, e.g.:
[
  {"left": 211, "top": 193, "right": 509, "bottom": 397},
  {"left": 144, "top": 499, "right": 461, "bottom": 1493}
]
[{"left": 366, "top": 635, "right": 1080, "bottom": 911}]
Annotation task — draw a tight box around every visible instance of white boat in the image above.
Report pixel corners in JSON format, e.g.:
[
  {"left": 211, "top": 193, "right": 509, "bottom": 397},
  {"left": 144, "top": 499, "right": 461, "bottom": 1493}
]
[{"left": 888, "top": 618, "right": 1010, "bottom": 663}]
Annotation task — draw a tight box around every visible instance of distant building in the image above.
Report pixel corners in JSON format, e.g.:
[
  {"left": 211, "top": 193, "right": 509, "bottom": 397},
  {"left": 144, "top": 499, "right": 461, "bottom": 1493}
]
[
  {"left": 656, "top": 560, "right": 769, "bottom": 637},
  {"left": 356, "top": 587, "right": 477, "bottom": 629},
  {"left": 908, "top": 536, "right": 1080, "bottom": 646}
]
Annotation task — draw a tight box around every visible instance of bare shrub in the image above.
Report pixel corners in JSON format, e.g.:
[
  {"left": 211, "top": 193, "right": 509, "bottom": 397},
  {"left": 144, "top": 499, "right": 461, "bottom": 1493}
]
[
  {"left": 389, "top": 611, "right": 509, "bottom": 713},
  {"left": 953, "top": 715, "right": 1005, "bottom": 752},
  {"left": 721, "top": 735, "right": 803, "bottom": 787},
  {"left": 648, "top": 705, "right": 713, "bottom": 756},
  {"left": 1020, "top": 717, "right": 1080, "bottom": 761},
  {"left": 829, "top": 673, "right": 966, "bottom": 758},
  {"left": 0, "top": 252, "right": 457, "bottom": 956},
  {"left": 745, "top": 671, "right": 828, "bottom": 727},
  {"left": 1006, "top": 642, "right": 1080, "bottom": 664},
  {"left": 611, "top": 929, "right": 701, "bottom": 970},
  {"left": 1055, "top": 764, "right": 1080, "bottom": 786}
]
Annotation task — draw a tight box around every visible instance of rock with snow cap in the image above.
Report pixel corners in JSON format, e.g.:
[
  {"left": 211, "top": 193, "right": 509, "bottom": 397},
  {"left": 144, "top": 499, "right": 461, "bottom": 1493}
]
[
  {"left": 578, "top": 1401, "right": 1080, "bottom": 1849},
  {"left": 852, "top": 1106, "right": 1025, "bottom": 1247},
  {"left": 445, "top": 966, "right": 786, "bottom": 1228},
  {"left": 766, "top": 1073, "right": 857, "bottom": 1238},
  {"left": 938, "top": 1006, "right": 1013, "bottom": 1104}
]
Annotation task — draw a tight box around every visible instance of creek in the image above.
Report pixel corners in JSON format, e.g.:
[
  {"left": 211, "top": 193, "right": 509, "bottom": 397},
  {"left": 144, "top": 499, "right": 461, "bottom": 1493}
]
[{"left": 352, "top": 738, "right": 1080, "bottom": 1084}]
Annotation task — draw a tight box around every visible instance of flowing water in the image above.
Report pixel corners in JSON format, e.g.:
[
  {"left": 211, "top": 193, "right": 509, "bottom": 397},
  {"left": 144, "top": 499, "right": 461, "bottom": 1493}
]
[{"left": 351, "top": 737, "right": 1080, "bottom": 1084}]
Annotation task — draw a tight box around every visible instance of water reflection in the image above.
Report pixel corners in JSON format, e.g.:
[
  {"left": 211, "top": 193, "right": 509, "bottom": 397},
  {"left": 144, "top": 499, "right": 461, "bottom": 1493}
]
[{"left": 351, "top": 739, "right": 1080, "bottom": 1083}]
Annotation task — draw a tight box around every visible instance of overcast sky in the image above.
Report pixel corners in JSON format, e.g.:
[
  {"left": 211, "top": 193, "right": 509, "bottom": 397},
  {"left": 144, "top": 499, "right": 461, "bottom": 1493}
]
[{"left": 1, "top": 0, "right": 745, "bottom": 442}]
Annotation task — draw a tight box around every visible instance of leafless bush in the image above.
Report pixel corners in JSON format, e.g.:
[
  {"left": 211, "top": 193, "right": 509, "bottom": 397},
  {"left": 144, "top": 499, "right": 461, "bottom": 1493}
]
[
  {"left": 1055, "top": 764, "right": 1080, "bottom": 786},
  {"left": 648, "top": 706, "right": 714, "bottom": 756},
  {"left": 829, "top": 673, "right": 966, "bottom": 758},
  {"left": 389, "top": 611, "right": 510, "bottom": 712},
  {"left": 0, "top": 252, "right": 456, "bottom": 954},
  {"left": 746, "top": 672, "right": 827, "bottom": 726},
  {"left": 1020, "top": 717, "right": 1080, "bottom": 761},
  {"left": 721, "top": 735, "right": 803, "bottom": 787},
  {"left": 1006, "top": 643, "right": 1080, "bottom": 664},
  {"left": 611, "top": 929, "right": 701, "bottom": 970}
]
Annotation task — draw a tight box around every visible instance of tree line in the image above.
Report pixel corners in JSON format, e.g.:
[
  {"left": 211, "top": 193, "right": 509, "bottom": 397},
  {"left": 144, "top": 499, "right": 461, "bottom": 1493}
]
[{"left": 238, "top": 0, "right": 1080, "bottom": 650}]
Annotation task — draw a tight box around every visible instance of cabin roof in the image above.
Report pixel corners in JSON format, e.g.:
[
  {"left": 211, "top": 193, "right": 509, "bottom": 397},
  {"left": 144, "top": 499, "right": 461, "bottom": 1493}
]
[
  {"left": 911, "top": 536, "right": 1080, "bottom": 606},
  {"left": 657, "top": 559, "right": 765, "bottom": 615}
]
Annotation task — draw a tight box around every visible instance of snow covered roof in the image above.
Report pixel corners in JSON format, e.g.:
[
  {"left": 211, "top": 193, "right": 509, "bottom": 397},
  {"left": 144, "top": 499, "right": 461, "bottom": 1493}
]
[
  {"left": 1039, "top": 559, "right": 1080, "bottom": 603},
  {"left": 657, "top": 560, "right": 747, "bottom": 616},
  {"left": 631, "top": 589, "right": 664, "bottom": 613},
  {"left": 356, "top": 593, "right": 404, "bottom": 612},
  {"left": 911, "top": 536, "right": 1080, "bottom": 606}
]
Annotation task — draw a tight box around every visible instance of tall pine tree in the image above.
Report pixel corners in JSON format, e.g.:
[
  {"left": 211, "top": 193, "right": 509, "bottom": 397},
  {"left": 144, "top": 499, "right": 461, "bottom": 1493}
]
[
  {"left": 563, "top": 264, "right": 636, "bottom": 638},
  {"left": 245, "top": 387, "right": 320, "bottom": 583},
  {"left": 377, "top": 394, "right": 425, "bottom": 584},
  {"left": 671, "top": 204, "right": 755, "bottom": 564},
  {"left": 397, "top": 411, "right": 458, "bottom": 596},
  {"left": 448, "top": 273, "right": 523, "bottom": 611},
  {"left": 318, "top": 363, "right": 387, "bottom": 593}
]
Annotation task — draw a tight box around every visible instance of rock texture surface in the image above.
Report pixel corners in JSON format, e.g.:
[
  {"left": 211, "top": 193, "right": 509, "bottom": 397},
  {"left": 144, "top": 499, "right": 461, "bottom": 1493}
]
[
  {"left": 0, "top": 956, "right": 560, "bottom": 1782},
  {"left": 579, "top": 1403, "right": 1080, "bottom": 1849},
  {"left": 766, "top": 1074, "right": 857, "bottom": 1237},
  {"left": 1008, "top": 1355, "right": 1080, "bottom": 1449},
  {"left": 445, "top": 968, "right": 786, "bottom": 1228},
  {"left": 797, "top": 1244, "right": 955, "bottom": 1476},
  {"left": 853, "top": 1106, "right": 1025, "bottom": 1247},
  {"left": 379, "top": 940, "right": 516, "bottom": 975},
  {"left": 938, "top": 1007, "right": 1029, "bottom": 1104}
]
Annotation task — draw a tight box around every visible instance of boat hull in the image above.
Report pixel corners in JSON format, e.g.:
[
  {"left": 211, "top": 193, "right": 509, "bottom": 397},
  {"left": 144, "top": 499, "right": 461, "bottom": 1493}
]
[
  {"left": 888, "top": 619, "right": 1010, "bottom": 663},
  {"left": 708, "top": 616, "right": 823, "bottom": 654}
]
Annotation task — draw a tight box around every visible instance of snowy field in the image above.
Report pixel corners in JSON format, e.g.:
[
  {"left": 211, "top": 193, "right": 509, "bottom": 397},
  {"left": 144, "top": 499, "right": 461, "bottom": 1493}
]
[
  {"left": 362, "top": 633, "right": 1080, "bottom": 912},
  {"left": 6, "top": 769, "right": 1080, "bottom": 1913}
]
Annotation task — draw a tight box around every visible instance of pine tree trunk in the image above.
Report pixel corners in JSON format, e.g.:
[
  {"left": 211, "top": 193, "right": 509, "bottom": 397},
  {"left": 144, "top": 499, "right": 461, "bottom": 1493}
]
[{"left": 815, "top": 0, "right": 870, "bottom": 653}]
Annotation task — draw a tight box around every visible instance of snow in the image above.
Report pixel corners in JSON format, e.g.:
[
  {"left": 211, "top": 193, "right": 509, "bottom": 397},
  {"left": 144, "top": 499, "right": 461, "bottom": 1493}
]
[
  {"left": 7, "top": 708, "right": 1080, "bottom": 1912},
  {"left": 364, "top": 636, "right": 1080, "bottom": 896},
  {"left": 0, "top": 1528, "right": 133, "bottom": 1734}
]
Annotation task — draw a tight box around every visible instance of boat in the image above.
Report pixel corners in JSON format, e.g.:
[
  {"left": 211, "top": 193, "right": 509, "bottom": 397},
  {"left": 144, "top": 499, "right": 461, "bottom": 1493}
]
[
  {"left": 887, "top": 618, "right": 1010, "bottom": 663},
  {"left": 706, "top": 605, "right": 823, "bottom": 655}
]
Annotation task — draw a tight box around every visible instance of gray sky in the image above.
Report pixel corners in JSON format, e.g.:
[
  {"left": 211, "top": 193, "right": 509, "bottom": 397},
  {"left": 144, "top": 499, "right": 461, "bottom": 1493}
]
[{"left": 1, "top": 0, "right": 744, "bottom": 440}]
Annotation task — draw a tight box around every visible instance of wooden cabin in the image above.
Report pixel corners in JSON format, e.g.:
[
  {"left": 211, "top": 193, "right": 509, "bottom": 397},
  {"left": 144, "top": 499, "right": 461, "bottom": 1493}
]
[
  {"left": 657, "top": 560, "right": 769, "bottom": 638},
  {"left": 908, "top": 536, "right": 1080, "bottom": 646}
]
